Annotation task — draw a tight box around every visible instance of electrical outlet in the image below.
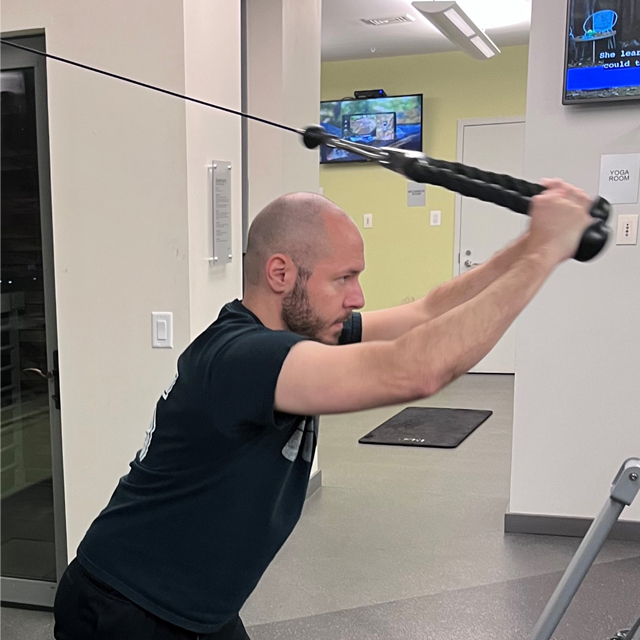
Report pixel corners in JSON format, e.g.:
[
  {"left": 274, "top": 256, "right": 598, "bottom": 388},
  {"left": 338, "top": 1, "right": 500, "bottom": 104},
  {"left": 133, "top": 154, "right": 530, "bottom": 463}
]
[
  {"left": 364, "top": 214, "right": 373, "bottom": 229},
  {"left": 616, "top": 214, "right": 638, "bottom": 245}
]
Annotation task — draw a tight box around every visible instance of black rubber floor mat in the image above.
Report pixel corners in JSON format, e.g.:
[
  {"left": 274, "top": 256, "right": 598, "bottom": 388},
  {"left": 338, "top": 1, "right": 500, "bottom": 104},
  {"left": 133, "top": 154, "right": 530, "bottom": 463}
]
[{"left": 359, "top": 407, "right": 492, "bottom": 448}]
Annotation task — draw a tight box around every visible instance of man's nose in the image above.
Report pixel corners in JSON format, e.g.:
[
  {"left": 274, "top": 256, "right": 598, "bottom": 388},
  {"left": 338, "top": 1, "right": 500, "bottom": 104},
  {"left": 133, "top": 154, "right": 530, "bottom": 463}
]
[{"left": 345, "top": 281, "right": 365, "bottom": 310}]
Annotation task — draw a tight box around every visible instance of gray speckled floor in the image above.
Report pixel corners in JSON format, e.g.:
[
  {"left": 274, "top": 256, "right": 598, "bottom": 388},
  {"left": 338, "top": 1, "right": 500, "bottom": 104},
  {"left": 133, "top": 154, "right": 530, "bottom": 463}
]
[
  {"left": 249, "top": 557, "right": 640, "bottom": 640},
  {"left": 2, "top": 375, "right": 639, "bottom": 639}
]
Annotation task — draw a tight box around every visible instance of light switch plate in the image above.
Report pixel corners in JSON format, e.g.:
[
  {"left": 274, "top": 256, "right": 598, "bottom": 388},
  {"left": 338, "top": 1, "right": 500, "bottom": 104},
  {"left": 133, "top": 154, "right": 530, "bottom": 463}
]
[
  {"left": 152, "top": 312, "right": 173, "bottom": 348},
  {"left": 430, "top": 210, "right": 442, "bottom": 226},
  {"left": 364, "top": 214, "right": 373, "bottom": 229},
  {"left": 616, "top": 214, "right": 638, "bottom": 245}
]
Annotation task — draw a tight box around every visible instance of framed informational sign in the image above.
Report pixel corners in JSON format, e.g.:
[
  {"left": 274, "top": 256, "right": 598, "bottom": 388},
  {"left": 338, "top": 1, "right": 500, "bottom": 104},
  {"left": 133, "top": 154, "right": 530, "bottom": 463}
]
[{"left": 211, "top": 161, "right": 232, "bottom": 264}]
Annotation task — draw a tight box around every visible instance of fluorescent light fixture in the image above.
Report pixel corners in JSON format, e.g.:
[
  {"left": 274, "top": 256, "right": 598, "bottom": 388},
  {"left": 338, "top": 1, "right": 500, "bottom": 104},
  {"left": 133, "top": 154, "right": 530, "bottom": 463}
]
[
  {"left": 412, "top": 1, "right": 501, "bottom": 60},
  {"left": 470, "top": 35, "right": 496, "bottom": 58},
  {"left": 443, "top": 8, "right": 475, "bottom": 37}
]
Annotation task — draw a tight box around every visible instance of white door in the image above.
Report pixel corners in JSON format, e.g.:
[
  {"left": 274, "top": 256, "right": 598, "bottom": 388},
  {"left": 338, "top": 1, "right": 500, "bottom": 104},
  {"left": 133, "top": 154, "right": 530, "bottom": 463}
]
[{"left": 457, "top": 119, "right": 526, "bottom": 374}]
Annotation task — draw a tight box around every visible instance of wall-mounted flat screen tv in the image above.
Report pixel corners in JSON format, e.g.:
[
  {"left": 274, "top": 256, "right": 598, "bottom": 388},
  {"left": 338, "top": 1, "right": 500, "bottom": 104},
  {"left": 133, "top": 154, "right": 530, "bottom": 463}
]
[
  {"left": 564, "top": 0, "right": 640, "bottom": 104},
  {"left": 319, "top": 94, "right": 423, "bottom": 164}
]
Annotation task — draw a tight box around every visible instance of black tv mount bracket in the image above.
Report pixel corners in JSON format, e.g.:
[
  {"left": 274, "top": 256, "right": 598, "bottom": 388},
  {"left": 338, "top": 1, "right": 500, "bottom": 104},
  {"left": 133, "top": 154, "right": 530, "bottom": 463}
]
[{"left": 354, "top": 89, "right": 387, "bottom": 99}]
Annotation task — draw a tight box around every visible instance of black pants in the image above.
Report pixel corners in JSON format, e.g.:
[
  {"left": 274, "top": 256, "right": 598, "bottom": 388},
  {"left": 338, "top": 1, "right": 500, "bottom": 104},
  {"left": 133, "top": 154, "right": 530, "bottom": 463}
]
[{"left": 54, "top": 559, "right": 251, "bottom": 640}]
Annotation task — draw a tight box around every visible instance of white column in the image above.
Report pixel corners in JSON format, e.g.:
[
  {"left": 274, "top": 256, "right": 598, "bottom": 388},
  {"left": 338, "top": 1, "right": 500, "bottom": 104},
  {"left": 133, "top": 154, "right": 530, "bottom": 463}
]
[
  {"left": 246, "top": 0, "right": 322, "bottom": 218},
  {"left": 509, "top": 0, "right": 640, "bottom": 525},
  {"left": 246, "top": 0, "right": 322, "bottom": 478},
  {"left": 183, "top": 0, "right": 244, "bottom": 339}
]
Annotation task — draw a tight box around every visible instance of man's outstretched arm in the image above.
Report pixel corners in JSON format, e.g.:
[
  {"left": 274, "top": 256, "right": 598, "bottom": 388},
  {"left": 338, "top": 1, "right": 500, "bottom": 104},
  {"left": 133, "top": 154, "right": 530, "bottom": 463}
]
[
  {"left": 361, "top": 178, "right": 593, "bottom": 343},
  {"left": 361, "top": 232, "right": 531, "bottom": 342}
]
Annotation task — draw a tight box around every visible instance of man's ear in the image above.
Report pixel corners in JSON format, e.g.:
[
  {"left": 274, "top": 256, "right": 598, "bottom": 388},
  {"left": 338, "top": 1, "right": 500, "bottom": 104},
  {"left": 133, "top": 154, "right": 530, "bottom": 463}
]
[{"left": 265, "top": 254, "right": 296, "bottom": 294}]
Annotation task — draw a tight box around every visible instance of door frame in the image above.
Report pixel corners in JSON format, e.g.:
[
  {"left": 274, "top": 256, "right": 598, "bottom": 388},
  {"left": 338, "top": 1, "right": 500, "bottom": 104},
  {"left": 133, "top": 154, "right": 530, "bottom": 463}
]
[
  {"left": 453, "top": 116, "right": 526, "bottom": 277},
  {"left": 1, "top": 32, "right": 68, "bottom": 608}
]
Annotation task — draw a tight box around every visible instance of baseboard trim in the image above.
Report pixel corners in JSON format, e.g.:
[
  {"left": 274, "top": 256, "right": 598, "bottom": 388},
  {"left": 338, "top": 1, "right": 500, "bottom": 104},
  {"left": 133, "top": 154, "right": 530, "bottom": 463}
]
[
  {"left": 505, "top": 512, "right": 640, "bottom": 542},
  {"left": 306, "top": 470, "right": 322, "bottom": 499}
]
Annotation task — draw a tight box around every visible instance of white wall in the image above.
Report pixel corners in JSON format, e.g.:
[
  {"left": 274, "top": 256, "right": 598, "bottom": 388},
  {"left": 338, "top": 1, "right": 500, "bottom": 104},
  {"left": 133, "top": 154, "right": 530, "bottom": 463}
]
[
  {"left": 510, "top": 0, "right": 640, "bottom": 522},
  {"left": 281, "top": 0, "right": 322, "bottom": 197},
  {"left": 246, "top": 0, "right": 285, "bottom": 213},
  {"left": 246, "top": 0, "right": 321, "bottom": 218},
  {"left": 1, "top": 0, "right": 243, "bottom": 556},
  {"left": 183, "top": 1, "right": 243, "bottom": 338}
]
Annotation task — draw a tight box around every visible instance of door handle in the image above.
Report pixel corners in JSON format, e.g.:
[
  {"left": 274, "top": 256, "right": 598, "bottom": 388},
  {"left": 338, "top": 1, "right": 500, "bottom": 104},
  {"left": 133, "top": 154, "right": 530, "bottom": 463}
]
[
  {"left": 464, "top": 259, "right": 482, "bottom": 268},
  {"left": 23, "top": 368, "right": 54, "bottom": 379},
  {"left": 23, "top": 350, "right": 61, "bottom": 410},
  {"left": 52, "top": 350, "right": 61, "bottom": 410}
]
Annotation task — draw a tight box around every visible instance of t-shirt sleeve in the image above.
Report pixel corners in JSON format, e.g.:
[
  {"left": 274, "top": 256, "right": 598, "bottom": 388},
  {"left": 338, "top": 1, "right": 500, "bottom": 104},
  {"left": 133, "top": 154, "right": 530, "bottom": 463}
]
[
  {"left": 338, "top": 312, "right": 362, "bottom": 345},
  {"left": 205, "top": 329, "right": 307, "bottom": 430}
]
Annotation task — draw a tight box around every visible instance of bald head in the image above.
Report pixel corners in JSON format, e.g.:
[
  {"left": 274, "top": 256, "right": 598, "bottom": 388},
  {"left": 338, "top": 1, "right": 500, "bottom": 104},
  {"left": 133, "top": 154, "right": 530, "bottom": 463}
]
[{"left": 244, "top": 192, "right": 348, "bottom": 287}]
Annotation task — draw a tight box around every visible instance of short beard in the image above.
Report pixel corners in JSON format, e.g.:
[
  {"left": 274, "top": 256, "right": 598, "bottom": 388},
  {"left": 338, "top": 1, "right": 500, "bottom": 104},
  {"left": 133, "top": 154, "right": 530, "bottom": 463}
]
[{"left": 281, "top": 267, "right": 326, "bottom": 341}]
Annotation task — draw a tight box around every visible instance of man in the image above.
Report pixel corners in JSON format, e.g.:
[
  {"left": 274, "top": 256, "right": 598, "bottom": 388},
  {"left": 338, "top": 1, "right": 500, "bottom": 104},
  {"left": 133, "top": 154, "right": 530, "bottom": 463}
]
[{"left": 54, "top": 180, "right": 595, "bottom": 639}]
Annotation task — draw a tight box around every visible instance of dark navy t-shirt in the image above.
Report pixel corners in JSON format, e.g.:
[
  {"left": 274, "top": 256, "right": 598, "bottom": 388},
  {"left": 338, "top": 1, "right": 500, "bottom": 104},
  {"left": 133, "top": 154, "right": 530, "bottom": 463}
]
[{"left": 77, "top": 299, "right": 362, "bottom": 633}]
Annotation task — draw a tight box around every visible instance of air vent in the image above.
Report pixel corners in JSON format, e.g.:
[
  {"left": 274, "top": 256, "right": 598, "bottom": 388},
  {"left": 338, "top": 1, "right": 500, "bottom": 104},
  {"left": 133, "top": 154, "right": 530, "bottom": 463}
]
[{"left": 360, "top": 14, "right": 416, "bottom": 26}]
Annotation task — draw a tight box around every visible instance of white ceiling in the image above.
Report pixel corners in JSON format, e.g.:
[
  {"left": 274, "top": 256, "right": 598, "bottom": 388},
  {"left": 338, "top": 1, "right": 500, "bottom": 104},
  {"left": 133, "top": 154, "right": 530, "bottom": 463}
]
[{"left": 322, "top": 0, "right": 532, "bottom": 61}]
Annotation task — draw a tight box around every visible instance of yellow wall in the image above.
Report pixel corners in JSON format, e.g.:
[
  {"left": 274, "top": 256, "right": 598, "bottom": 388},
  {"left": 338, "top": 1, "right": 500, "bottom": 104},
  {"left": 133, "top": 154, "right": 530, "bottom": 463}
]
[{"left": 320, "top": 45, "right": 529, "bottom": 311}]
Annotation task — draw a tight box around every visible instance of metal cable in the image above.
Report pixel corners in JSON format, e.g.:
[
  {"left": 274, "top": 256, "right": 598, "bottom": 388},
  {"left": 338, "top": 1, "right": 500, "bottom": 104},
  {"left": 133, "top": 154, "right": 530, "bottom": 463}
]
[{"left": 0, "top": 38, "right": 301, "bottom": 135}]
